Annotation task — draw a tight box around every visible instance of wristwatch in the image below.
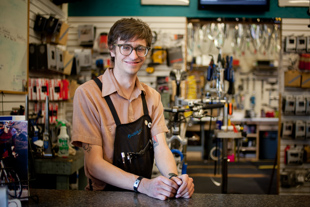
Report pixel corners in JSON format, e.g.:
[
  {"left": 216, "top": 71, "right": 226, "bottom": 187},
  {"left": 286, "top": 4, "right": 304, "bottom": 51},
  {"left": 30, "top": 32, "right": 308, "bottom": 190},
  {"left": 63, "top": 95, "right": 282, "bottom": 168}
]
[
  {"left": 133, "top": 176, "right": 143, "bottom": 193},
  {"left": 169, "top": 173, "right": 178, "bottom": 179}
]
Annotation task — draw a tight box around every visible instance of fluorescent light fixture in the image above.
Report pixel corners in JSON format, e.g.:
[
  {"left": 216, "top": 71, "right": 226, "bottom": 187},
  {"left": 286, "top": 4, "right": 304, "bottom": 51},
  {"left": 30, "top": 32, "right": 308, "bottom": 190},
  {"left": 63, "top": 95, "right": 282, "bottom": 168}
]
[{"left": 279, "top": 0, "right": 309, "bottom": 7}]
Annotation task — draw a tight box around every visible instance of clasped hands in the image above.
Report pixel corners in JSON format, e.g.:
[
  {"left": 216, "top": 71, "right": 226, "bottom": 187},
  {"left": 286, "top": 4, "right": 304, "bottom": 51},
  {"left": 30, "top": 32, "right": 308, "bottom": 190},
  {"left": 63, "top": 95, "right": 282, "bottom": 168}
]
[{"left": 139, "top": 174, "right": 194, "bottom": 200}]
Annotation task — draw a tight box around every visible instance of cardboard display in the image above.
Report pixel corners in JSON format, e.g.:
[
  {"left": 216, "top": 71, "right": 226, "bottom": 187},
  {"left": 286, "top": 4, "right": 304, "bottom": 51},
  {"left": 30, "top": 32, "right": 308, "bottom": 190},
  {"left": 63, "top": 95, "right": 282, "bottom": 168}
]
[
  {"left": 284, "top": 70, "right": 301, "bottom": 87},
  {"left": 301, "top": 72, "right": 310, "bottom": 88},
  {"left": 63, "top": 51, "right": 74, "bottom": 75}
]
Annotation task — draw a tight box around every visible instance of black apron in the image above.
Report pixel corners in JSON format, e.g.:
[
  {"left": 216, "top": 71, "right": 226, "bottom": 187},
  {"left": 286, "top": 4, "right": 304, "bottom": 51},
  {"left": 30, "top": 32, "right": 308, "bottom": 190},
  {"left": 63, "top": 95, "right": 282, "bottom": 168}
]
[{"left": 92, "top": 77, "right": 154, "bottom": 191}]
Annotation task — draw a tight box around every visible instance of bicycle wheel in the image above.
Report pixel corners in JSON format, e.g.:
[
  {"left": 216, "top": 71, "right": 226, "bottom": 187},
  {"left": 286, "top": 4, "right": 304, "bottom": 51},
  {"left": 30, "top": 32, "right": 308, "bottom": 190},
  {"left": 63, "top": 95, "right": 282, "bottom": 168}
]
[
  {"left": 210, "top": 146, "right": 222, "bottom": 161},
  {"left": 0, "top": 168, "right": 23, "bottom": 198}
]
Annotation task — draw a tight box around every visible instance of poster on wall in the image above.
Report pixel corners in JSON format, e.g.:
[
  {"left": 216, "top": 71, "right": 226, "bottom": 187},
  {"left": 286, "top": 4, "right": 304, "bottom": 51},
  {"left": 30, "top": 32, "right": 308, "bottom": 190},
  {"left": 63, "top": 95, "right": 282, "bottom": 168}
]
[
  {"left": 0, "top": 116, "right": 28, "bottom": 200},
  {"left": 0, "top": 0, "right": 28, "bottom": 94}
]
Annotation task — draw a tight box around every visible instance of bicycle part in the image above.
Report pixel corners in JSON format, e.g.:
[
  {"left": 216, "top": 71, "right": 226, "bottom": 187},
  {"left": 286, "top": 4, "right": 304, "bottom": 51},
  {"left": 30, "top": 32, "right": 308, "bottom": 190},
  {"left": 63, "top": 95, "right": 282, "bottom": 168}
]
[
  {"left": 171, "top": 149, "right": 187, "bottom": 174},
  {"left": 167, "top": 135, "right": 187, "bottom": 152},
  {"left": 0, "top": 167, "right": 23, "bottom": 199},
  {"left": 210, "top": 177, "right": 221, "bottom": 187},
  {"left": 210, "top": 146, "right": 222, "bottom": 161}
]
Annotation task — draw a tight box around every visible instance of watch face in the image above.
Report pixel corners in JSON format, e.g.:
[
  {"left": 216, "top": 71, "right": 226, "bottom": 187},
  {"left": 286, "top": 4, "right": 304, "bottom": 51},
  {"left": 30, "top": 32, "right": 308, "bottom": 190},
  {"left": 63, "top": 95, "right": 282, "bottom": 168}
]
[{"left": 133, "top": 176, "right": 143, "bottom": 192}]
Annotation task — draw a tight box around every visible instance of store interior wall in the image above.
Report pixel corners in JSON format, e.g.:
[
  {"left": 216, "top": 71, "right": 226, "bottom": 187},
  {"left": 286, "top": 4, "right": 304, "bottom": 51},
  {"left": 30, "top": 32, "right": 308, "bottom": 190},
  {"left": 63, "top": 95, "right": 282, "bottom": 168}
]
[
  {"left": 0, "top": 0, "right": 69, "bottom": 119},
  {"left": 1, "top": 1, "right": 309, "bottom": 118}
]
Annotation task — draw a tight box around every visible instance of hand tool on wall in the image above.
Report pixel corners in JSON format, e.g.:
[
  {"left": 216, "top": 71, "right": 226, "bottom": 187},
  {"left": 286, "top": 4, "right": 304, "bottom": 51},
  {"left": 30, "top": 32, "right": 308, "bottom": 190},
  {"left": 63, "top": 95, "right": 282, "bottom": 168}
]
[
  {"left": 250, "top": 77, "right": 256, "bottom": 110},
  {"left": 207, "top": 55, "right": 214, "bottom": 81},
  {"left": 225, "top": 56, "right": 235, "bottom": 95},
  {"left": 170, "top": 69, "right": 187, "bottom": 98}
]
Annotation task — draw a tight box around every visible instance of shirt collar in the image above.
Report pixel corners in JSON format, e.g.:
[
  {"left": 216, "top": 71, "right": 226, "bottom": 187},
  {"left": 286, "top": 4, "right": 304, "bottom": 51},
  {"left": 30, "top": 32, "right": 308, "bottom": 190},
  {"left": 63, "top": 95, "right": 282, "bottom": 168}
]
[{"left": 100, "top": 68, "right": 146, "bottom": 99}]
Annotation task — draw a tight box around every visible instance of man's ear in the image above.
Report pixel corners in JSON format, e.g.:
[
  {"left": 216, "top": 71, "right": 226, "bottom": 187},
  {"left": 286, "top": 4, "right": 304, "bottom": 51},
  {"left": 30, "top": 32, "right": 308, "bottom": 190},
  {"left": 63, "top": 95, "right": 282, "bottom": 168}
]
[{"left": 110, "top": 47, "right": 115, "bottom": 56}]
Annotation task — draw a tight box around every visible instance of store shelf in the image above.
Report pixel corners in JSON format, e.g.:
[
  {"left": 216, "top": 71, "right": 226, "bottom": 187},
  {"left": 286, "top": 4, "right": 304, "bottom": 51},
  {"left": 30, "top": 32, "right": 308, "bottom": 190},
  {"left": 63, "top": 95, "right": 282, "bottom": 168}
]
[
  {"left": 277, "top": 35, "right": 310, "bottom": 196},
  {"left": 247, "top": 133, "right": 258, "bottom": 138},
  {"left": 240, "top": 147, "right": 257, "bottom": 152}
]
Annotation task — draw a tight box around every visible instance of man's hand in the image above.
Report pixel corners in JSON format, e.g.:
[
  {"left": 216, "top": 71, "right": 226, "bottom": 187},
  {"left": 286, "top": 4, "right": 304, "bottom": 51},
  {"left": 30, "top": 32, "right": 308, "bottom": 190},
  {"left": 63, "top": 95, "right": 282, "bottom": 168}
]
[
  {"left": 171, "top": 174, "right": 194, "bottom": 198},
  {"left": 138, "top": 176, "right": 180, "bottom": 200}
]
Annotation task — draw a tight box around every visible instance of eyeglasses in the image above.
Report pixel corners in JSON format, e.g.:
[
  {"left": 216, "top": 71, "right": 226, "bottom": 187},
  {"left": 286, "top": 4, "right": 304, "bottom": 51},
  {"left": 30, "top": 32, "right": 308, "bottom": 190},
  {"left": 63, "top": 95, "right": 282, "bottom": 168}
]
[{"left": 114, "top": 44, "right": 150, "bottom": 57}]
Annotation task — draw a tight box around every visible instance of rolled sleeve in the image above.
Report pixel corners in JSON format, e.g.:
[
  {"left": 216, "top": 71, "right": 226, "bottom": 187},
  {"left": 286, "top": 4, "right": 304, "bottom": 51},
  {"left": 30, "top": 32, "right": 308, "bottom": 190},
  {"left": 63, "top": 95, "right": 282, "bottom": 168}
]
[
  {"left": 71, "top": 86, "right": 103, "bottom": 148},
  {"left": 147, "top": 88, "right": 169, "bottom": 137}
]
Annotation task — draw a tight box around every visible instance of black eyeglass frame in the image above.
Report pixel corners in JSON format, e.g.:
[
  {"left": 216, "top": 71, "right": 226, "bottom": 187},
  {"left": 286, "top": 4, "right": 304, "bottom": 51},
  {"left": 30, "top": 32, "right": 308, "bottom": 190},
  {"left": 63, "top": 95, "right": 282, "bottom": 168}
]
[{"left": 114, "top": 44, "right": 151, "bottom": 57}]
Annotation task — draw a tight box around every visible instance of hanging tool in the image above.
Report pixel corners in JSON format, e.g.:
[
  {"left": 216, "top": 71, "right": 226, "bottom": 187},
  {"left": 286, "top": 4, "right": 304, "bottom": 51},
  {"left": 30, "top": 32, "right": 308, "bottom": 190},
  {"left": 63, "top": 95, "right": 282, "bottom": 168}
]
[
  {"left": 146, "top": 46, "right": 167, "bottom": 74},
  {"left": 170, "top": 69, "right": 187, "bottom": 98},
  {"left": 207, "top": 55, "right": 215, "bottom": 81},
  {"left": 250, "top": 77, "right": 256, "bottom": 111},
  {"left": 225, "top": 56, "right": 235, "bottom": 95}
]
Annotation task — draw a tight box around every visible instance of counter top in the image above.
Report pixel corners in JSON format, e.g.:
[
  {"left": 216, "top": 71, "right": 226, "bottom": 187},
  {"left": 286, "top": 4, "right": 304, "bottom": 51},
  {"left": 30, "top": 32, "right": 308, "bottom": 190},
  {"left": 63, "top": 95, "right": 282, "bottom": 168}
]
[{"left": 24, "top": 189, "right": 310, "bottom": 207}]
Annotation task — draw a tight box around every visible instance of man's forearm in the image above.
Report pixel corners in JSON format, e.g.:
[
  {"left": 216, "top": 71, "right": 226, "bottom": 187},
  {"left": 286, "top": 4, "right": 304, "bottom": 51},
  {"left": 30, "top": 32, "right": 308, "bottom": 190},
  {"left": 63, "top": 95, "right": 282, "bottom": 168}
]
[
  {"left": 152, "top": 133, "right": 179, "bottom": 177},
  {"left": 83, "top": 143, "right": 138, "bottom": 191}
]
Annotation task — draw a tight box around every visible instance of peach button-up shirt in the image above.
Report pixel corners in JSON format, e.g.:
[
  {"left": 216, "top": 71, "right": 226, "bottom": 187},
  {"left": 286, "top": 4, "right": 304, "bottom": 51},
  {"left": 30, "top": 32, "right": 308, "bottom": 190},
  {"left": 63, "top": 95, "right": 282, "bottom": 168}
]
[{"left": 71, "top": 68, "right": 168, "bottom": 190}]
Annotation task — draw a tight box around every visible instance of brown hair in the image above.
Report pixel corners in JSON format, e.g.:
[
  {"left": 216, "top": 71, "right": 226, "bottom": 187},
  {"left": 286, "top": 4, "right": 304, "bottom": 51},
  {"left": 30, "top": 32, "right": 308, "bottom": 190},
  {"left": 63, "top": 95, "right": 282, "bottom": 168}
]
[{"left": 108, "top": 18, "right": 152, "bottom": 51}]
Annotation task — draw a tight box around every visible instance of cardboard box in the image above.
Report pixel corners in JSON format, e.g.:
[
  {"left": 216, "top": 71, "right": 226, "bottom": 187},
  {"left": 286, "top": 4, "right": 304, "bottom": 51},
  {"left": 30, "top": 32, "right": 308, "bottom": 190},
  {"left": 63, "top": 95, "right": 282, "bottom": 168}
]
[
  {"left": 46, "top": 22, "right": 69, "bottom": 45},
  {"left": 301, "top": 72, "right": 310, "bottom": 88},
  {"left": 284, "top": 70, "right": 301, "bottom": 87},
  {"left": 56, "top": 22, "right": 69, "bottom": 45},
  {"left": 63, "top": 51, "right": 74, "bottom": 75}
]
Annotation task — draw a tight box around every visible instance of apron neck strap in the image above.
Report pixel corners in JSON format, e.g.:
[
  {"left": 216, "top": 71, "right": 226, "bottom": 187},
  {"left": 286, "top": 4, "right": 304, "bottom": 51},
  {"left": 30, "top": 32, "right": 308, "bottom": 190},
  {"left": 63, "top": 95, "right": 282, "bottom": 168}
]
[
  {"left": 104, "top": 96, "right": 121, "bottom": 126},
  {"left": 93, "top": 77, "right": 148, "bottom": 126},
  {"left": 141, "top": 92, "right": 149, "bottom": 116},
  {"left": 93, "top": 77, "right": 121, "bottom": 126}
]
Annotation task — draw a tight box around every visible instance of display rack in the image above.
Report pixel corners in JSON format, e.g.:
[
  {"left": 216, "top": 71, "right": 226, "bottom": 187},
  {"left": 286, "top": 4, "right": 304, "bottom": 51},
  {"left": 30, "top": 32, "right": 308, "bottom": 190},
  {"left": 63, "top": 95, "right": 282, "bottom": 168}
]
[{"left": 277, "top": 50, "right": 310, "bottom": 195}]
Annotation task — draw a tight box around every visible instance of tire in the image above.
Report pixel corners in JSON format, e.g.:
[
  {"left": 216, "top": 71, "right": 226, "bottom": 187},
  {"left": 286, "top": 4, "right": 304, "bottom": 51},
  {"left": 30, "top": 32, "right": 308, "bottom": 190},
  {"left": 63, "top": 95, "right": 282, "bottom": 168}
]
[{"left": 0, "top": 168, "right": 23, "bottom": 198}]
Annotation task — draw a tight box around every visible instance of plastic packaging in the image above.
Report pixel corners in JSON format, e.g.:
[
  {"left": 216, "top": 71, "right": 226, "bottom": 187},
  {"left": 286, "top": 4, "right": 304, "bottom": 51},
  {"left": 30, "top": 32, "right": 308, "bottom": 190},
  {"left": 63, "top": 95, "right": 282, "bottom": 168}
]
[{"left": 57, "top": 120, "right": 69, "bottom": 157}]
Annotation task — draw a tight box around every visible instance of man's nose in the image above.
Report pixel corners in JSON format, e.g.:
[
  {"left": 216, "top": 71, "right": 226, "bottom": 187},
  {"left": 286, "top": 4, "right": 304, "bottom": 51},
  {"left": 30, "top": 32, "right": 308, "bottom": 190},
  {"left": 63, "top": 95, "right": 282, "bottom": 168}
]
[{"left": 129, "top": 48, "right": 139, "bottom": 58}]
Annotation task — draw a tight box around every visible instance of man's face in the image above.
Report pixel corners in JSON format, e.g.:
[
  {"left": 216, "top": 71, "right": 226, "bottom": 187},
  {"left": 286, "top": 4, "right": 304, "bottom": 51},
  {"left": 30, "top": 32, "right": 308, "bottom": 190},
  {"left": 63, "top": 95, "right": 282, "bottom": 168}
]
[{"left": 111, "top": 38, "right": 148, "bottom": 76}]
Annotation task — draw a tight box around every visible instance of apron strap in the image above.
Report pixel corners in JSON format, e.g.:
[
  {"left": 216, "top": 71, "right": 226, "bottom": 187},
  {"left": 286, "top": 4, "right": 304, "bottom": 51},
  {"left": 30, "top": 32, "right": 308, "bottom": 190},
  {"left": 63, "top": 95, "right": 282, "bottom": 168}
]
[
  {"left": 93, "top": 77, "right": 121, "bottom": 126},
  {"left": 93, "top": 77, "right": 148, "bottom": 126},
  {"left": 104, "top": 96, "right": 121, "bottom": 126},
  {"left": 141, "top": 92, "right": 149, "bottom": 116},
  {"left": 93, "top": 77, "right": 102, "bottom": 90}
]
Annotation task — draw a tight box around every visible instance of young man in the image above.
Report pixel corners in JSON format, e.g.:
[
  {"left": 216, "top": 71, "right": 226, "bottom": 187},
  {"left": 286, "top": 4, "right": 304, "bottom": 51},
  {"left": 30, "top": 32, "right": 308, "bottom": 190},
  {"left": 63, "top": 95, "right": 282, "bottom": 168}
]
[{"left": 72, "top": 18, "right": 194, "bottom": 200}]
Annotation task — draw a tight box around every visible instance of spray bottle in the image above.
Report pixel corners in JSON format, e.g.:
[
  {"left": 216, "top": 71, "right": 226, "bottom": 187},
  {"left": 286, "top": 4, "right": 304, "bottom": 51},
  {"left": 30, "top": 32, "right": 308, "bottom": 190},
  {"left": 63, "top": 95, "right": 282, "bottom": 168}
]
[{"left": 57, "top": 120, "right": 69, "bottom": 157}]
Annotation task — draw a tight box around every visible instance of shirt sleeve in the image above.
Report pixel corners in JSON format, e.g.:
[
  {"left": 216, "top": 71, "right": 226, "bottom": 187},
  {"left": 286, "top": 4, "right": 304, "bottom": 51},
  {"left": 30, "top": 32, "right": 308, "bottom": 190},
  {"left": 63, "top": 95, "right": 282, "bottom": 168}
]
[
  {"left": 71, "top": 86, "right": 103, "bottom": 148},
  {"left": 149, "top": 90, "right": 169, "bottom": 137}
]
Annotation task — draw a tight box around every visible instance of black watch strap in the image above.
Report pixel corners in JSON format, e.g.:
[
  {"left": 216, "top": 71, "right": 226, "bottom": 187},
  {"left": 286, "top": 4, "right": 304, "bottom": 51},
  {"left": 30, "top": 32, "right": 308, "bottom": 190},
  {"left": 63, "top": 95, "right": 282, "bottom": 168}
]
[
  {"left": 169, "top": 173, "right": 178, "bottom": 179},
  {"left": 133, "top": 176, "right": 143, "bottom": 193}
]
